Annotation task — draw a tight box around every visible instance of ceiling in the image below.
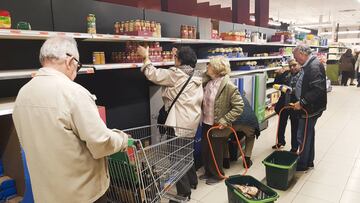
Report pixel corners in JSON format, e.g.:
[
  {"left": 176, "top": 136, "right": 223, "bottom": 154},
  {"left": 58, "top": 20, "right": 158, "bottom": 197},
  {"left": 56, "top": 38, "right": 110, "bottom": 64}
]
[{"left": 198, "top": 0, "right": 360, "bottom": 26}]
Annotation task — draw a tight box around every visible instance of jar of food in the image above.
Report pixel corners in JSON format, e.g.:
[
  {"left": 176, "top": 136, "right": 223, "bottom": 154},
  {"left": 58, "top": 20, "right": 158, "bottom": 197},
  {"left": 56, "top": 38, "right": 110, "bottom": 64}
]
[
  {"left": 145, "top": 21, "right": 151, "bottom": 31},
  {"left": 129, "top": 20, "right": 134, "bottom": 32},
  {"left": 156, "top": 23, "right": 161, "bottom": 37},
  {"left": 181, "top": 25, "right": 188, "bottom": 39},
  {"left": 135, "top": 20, "right": 141, "bottom": 31},
  {"left": 93, "top": 52, "right": 101, "bottom": 65},
  {"left": 99, "top": 52, "right": 105, "bottom": 64},
  {"left": 114, "top": 22, "right": 120, "bottom": 34},
  {"left": 120, "top": 22, "right": 124, "bottom": 33},
  {"left": 150, "top": 21, "right": 156, "bottom": 32},
  {"left": 124, "top": 21, "right": 129, "bottom": 32},
  {"left": 187, "top": 26, "right": 193, "bottom": 39},
  {"left": 0, "top": 10, "right": 11, "bottom": 29},
  {"left": 87, "top": 14, "right": 96, "bottom": 34},
  {"left": 191, "top": 26, "right": 196, "bottom": 39}
]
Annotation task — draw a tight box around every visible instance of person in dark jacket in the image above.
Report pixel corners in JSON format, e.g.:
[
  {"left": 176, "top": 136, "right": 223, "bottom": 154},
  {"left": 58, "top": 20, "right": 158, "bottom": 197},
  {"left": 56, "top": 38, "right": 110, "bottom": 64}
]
[
  {"left": 272, "top": 59, "right": 301, "bottom": 152},
  {"left": 339, "top": 49, "right": 355, "bottom": 86},
  {"left": 292, "top": 45, "right": 327, "bottom": 171},
  {"left": 225, "top": 93, "right": 260, "bottom": 169}
]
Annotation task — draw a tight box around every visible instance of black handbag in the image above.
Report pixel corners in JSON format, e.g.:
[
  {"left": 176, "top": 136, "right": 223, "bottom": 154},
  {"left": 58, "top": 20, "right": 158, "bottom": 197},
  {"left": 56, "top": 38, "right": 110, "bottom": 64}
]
[{"left": 157, "top": 74, "right": 193, "bottom": 134}]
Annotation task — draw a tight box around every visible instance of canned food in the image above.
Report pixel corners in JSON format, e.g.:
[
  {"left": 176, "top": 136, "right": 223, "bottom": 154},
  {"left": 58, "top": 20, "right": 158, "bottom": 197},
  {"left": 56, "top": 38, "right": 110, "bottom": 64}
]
[
  {"left": 87, "top": 14, "right": 96, "bottom": 34},
  {"left": 93, "top": 52, "right": 101, "bottom": 65}
]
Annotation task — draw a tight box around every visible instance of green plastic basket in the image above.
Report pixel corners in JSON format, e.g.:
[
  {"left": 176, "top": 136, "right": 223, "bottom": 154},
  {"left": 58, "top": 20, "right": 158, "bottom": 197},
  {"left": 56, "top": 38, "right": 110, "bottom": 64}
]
[
  {"left": 225, "top": 175, "right": 279, "bottom": 203},
  {"left": 262, "top": 151, "right": 299, "bottom": 190}
]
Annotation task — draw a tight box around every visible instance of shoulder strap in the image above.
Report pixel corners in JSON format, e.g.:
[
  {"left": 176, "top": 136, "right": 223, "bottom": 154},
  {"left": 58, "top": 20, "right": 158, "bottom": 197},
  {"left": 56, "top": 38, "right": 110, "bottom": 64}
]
[{"left": 167, "top": 74, "right": 193, "bottom": 113}]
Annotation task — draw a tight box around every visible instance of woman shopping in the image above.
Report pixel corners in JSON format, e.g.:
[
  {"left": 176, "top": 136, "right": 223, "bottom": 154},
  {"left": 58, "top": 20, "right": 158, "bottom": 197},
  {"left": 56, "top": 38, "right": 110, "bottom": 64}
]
[
  {"left": 137, "top": 45, "right": 203, "bottom": 202},
  {"left": 200, "top": 56, "right": 244, "bottom": 185}
]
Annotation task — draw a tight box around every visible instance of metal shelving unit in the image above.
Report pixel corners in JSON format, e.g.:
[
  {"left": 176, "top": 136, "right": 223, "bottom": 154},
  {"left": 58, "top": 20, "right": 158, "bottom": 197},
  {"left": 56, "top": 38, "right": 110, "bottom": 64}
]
[{"left": 0, "top": 97, "right": 15, "bottom": 116}]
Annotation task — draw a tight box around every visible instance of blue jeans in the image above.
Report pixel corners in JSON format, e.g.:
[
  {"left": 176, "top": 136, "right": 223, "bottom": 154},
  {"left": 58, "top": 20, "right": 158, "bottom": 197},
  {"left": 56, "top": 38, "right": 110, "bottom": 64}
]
[{"left": 297, "top": 115, "right": 319, "bottom": 168}]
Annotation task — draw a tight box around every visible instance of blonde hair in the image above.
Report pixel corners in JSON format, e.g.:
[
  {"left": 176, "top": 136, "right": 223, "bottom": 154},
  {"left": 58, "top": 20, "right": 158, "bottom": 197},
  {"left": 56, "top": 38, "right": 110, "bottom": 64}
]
[{"left": 209, "top": 56, "right": 231, "bottom": 76}]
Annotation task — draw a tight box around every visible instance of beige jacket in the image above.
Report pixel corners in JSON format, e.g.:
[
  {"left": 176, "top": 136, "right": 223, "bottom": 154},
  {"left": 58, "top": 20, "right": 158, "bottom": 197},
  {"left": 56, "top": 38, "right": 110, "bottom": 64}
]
[
  {"left": 142, "top": 64, "right": 203, "bottom": 136},
  {"left": 12, "top": 68, "right": 128, "bottom": 203}
]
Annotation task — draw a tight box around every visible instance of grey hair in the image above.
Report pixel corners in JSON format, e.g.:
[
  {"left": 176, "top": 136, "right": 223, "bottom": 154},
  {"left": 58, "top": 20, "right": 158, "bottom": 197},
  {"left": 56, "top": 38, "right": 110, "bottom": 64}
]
[
  {"left": 39, "top": 36, "right": 79, "bottom": 65},
  {"left": 209, "top": 56, "right": 231, "bottom": 76},
  {"left": 293, "top": 44, "right": 312, "bottom": 56}
]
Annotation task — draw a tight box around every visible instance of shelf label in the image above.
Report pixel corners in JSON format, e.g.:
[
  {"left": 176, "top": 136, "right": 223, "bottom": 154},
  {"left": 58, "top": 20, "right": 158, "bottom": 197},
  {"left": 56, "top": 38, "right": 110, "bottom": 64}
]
[
  {"left": 31, "top": 72, "right": 37, "bottom": 77},
  {"left": 10, "top": 30, "right": 21, "bottom": 34},
  {"left": 86, "top": 68, "right": 95, "bottom": 74},
  {"left": 57, "top": 32, "right": 66, "bottom": 36},
  {"left": 39, "top": 31, "right": 49, "bottom": 35}
]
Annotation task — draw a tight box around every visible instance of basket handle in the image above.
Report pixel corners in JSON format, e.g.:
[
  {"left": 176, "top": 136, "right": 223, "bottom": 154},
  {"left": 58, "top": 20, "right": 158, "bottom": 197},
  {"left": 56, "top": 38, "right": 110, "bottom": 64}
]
[
  {"left": 206, "top": 126, "right": 248, "bottom": 180},
  {"left": 275, "top": 105, "right": 309, "bottom": 155}
]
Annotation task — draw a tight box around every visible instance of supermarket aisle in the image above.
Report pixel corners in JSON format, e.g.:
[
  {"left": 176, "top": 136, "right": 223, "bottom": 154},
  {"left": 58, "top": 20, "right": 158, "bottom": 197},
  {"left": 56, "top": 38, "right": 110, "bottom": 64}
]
[{"left": 187, "top": 86, "right": 360, "bottom": 203}]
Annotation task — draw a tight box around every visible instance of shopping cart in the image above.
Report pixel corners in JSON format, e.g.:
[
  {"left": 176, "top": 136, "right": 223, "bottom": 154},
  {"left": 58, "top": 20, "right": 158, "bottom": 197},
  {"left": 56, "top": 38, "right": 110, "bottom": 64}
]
[{"left": 106, "top": 124, "right": 195, "bottom": 203}]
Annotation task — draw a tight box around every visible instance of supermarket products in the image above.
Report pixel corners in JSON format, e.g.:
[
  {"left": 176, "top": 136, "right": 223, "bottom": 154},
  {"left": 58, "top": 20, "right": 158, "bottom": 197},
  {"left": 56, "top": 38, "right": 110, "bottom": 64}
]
[
  {"left": 92, "top": 52, "right": 105, "bottom": 65},
  {"left": 180, "top": 25, "right": 196, "bottom": 39},
  {"left": 0, "top": 160, "right": 3, "bottom": 176},
  {"left": 87, "top": 14, "right": 96, "bottom": 34},
  {"left": 206, "top": 47, "right": 244, "bottom": 58},
  {"left": 221, "top": 32, "right": 246, "bottom": 41},
  {"left": 111, "top": 42, "right": 173, "bottom": 63},
  {"left": 0, "top": 10, "right": 11, "bottom": 29},
  {"left": 114, "top": 20, "right": 161, "bottom": 37},
  {"left": 16, "top": 21, "right": 31, "bottom": 30},
  {"left": 0, "top": 187, "right": 17, "bottom": 201}
]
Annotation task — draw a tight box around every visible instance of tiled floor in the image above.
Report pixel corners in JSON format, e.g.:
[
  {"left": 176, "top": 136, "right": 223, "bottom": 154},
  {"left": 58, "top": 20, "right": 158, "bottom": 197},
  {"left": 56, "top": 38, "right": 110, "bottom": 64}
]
[{"left": 186, "top": 86, "right": 360, "bottom": 203}]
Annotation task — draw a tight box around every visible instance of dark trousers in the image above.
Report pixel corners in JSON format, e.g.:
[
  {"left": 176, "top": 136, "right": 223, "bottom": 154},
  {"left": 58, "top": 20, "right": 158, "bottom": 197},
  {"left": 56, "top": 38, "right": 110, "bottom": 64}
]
[
  {"left": 175, "top": 165, "right": 197, "bottom": 195},
  {"left": 357, "top": 73, "right": 360, "bottom": 86},
  {"left": 277, "top": 109, "right": 299, "bottom": 150},
  {"left": 201, "top": 123, "right": 227, "bottom": 179},
  {"left": 94, "top": 192, "right": 108, "bottom": 203},
  {"left": 297, "top": 116, "right": 319, "bottom": 168},
  {"left": 341, "top": 71, "right": 352, "bottom": 86}
]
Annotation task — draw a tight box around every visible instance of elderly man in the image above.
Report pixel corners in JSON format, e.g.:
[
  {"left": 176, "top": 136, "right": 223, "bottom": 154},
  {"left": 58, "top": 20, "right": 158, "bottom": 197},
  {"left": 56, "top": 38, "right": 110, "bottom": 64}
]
[
  {"left": 292, "top": 45, "right": 327, "bottom": 171},
  {"left": 12, "top": 37, "right": 129, "bottom": 203}
]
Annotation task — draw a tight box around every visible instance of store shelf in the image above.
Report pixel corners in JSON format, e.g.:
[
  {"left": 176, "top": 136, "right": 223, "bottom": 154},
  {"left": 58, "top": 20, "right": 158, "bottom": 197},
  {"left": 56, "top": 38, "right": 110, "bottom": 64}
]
[
  {"left": 85, "top": 56, "right": 284, "bottom": 71},
  {"left": 266, "top": 88, "right": 279, "bottom": 96},
  {"left": 86, "top": 33, "right": 181, "bottom": 42},
  {"left": 0, "top": 67, "right": 95, "bottom": 80},
  {"left": 230, "top": 66, "right": 282, "bottom": 77},
  {"left": 0, "top": 29, "right": 92, "bottom": 40},
  {"left": 0, "top": 97, "right": 15, "bottom": 116}
]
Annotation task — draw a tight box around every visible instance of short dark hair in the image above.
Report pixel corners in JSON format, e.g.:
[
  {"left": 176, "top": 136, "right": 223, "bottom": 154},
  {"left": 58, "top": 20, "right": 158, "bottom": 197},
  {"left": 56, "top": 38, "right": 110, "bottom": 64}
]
[{"left": 177, "top": 46, "right": 197, "bottom": 68}]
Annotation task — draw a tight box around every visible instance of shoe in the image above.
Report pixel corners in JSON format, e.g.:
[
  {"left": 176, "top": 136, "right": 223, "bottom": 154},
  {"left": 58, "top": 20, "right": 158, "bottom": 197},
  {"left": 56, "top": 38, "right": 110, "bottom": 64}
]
[
  {"left": 243, "top": 157, "right": 253, "bottom": 168},
  {"left": 223, "top": 158, "right": 230, "bottom": 169},
  {"left": 296, "top": 165, "right": 309, "bottom": 171},
  {"left": 272, "top": 143, "right": 285, "bottom": 149},
  {"left": 190, "top": 184, "right": 197, "bottom": 189},
  {"left": 308, "top": 162, "right": 314, "bottom": 168},
  {"left": 169, "top": 193, "right": 191, "bottom": 203},
  {"left": 199, "top": 174, "right": 211, "bottom": 180},
  {"left": 206, "top": 178, "right": 222, "bottom": 185},
  {"left": 350, "top": 83, "right": 356, "bottom": 86}
]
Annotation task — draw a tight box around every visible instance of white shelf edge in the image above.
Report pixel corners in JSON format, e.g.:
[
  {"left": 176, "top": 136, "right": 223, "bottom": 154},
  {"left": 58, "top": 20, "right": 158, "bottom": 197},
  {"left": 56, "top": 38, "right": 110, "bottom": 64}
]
[
  {"left": 0, "top": 29, "right": 92, "bottom": 40},
  {"left": 230, "top": 66, "right": 282, "bottom": 77},
  {"left": 266, "top": 78, "right": 275, "bottom": 84},
  {"left": 0, "top": 97, "right": 15, "bottom": 116},
  {"left": 0, "top": 67, "right": 94, "bottom": 80}
]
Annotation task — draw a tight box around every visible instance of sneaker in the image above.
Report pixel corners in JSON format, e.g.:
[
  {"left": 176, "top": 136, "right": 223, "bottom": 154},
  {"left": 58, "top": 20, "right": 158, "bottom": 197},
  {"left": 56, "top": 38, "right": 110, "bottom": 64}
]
[
  {"left": 243, "top": 157, "right": 253, "bottom": 168},
  {"left": 206, "top": 178, "right": 222, "bottom": 185},
  {"left": 272, "top": 143, "right": 285, "bottom": 149},
  {"left": 169, "top": 193, "right": 191, "bottom": 203}
]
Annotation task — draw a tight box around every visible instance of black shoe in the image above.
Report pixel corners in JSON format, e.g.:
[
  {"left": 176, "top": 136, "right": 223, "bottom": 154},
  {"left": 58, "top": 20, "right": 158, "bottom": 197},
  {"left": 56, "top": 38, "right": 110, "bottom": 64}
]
[
  {"left": 190, "top": 184, "right": 197, "bottom": 189},
  {"left": 296, "top": 165, "right": 309, "bottom": 171},
  {"left": 308, "top": 162, "right": 314, "bottom": 168},
  {"left": 199, "top": 174, "right": 211, "bottom": 180},
  {"left": 272, "top": 143, "right": 285, "bottom": 149},
  {"left": 206, "top": 178, "right": 222, "bottom": 185},
  {"left": 350, "top": 83, "right": 356, "bottom": 86},
  {"left": 243, "top": 157, "right": 253, "bottom": 168},
  {"left": 223, "top": 158, "right": 230, "bottom": 169}
]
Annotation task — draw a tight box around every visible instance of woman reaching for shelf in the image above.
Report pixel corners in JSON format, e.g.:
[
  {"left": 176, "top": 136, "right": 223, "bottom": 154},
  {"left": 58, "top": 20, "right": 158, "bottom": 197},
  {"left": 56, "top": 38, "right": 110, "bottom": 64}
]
[{"left": 137, "top": 45, "right": 203, "bottom": 202}]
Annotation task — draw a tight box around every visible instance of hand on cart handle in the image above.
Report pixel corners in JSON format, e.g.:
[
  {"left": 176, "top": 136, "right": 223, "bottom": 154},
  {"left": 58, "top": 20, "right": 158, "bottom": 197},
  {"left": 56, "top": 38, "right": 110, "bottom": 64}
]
[{"left": 207, "top": 125, "right": 248, "bottom": 180}]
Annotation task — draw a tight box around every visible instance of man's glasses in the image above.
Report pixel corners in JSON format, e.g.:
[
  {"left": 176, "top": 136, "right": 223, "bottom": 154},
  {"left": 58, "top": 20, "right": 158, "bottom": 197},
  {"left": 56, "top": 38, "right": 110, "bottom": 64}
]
[{"left": 66, "top": 53, "right": 82, "bottom": 72}]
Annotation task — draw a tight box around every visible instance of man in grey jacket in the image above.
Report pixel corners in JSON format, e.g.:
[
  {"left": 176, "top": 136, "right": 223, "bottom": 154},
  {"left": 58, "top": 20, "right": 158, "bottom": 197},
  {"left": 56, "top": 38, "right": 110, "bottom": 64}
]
[{"left": 13, "top": 36, "right": 129, "bottom": 203}]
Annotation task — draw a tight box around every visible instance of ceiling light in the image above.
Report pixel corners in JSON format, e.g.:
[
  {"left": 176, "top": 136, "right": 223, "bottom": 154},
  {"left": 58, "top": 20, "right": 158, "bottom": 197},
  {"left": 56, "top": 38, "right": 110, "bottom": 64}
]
[{"left": 319, "top": 30, "right": 360, "bottom": 35}]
